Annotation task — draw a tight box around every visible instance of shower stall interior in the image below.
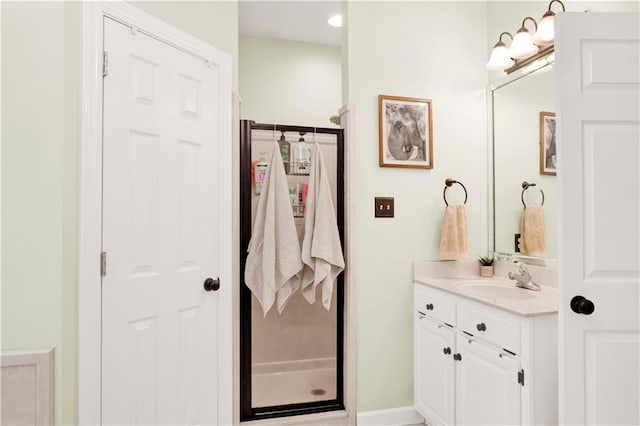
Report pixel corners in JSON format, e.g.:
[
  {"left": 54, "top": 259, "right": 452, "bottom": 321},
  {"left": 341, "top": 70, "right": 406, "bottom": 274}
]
[{"left": 239, "top": 121, "right": 345, "bottom": 421}]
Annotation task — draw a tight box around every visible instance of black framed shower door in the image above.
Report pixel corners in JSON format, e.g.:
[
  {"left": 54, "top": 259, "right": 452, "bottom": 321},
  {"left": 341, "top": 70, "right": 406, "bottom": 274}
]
[{"left": 239, "top": 120, "right": 345, "bottom": 421}]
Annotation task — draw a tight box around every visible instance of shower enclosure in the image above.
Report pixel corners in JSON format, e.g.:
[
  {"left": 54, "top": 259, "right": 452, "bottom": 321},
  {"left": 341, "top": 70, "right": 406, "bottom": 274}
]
[{"left": 239, "top": 121, "right": 345, "bottom": 421}]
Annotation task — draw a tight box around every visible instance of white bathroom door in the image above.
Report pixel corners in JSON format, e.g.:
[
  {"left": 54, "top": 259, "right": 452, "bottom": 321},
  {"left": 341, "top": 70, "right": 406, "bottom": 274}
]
[
  {"left": 556, "top": 12, "right": 639, "bottom": 425},
  {"left": 101, "top": 17, "right": 224, "bottom": 425}
]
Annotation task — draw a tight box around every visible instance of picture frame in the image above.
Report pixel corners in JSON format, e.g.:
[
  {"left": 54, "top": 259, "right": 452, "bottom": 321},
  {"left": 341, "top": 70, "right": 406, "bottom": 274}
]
[
  {"left": 378, "top": 95, "right": 433, "bottom": 169},
  {"left": 539, "top": 111, "right": 557, "bottom": 176}
]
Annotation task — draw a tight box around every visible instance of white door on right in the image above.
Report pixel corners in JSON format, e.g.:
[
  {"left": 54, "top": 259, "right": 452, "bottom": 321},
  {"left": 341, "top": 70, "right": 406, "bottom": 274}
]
[{"left": 557, "top": 12, "right": 639, "bottom": 425}]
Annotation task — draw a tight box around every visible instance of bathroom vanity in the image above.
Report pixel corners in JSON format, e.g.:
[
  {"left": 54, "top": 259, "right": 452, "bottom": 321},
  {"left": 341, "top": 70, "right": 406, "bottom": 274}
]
[{"left": 413, "top": 261, "right": 558, "bottom": 425}]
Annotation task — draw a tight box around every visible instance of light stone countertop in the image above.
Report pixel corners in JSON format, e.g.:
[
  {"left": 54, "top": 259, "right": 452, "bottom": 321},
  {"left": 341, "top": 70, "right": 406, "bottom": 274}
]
[{"left": 413, "top": 260, "right": 558, "bottom": 317}]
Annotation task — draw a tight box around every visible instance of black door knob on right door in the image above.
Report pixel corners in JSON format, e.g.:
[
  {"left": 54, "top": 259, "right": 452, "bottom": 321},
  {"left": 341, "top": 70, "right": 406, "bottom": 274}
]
[{"left": 570, "top": 295, "right": 595, "bottom": 315}]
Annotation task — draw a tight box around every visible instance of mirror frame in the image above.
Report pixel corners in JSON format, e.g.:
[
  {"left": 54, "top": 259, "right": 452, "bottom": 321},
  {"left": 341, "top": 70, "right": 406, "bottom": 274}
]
[{"left": 487, "top": 52, "right": 557, "bottom": 265}]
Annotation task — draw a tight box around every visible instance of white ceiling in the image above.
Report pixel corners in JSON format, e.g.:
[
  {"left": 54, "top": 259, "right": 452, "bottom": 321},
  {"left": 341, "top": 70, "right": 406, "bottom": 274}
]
[{"left": 239, "top": 1, "right": 342, "bottom": 47}]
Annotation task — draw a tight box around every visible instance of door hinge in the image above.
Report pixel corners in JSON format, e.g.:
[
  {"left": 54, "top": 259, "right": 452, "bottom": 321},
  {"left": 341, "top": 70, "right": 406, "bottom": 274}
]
[
  {"left": 100, "top": 251, "right": 107, "bottom": 276},
  {"left": 102, "top": 51, "right": 109, "bottom": 77},
  {"left": 518, "top": 369, "right": 525, "bottom": 386}
]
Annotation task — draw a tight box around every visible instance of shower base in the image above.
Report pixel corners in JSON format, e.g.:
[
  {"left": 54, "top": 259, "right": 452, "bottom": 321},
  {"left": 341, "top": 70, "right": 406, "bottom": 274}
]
[{"left": 252, "top": 357, "right": 337, "bottom": 408}]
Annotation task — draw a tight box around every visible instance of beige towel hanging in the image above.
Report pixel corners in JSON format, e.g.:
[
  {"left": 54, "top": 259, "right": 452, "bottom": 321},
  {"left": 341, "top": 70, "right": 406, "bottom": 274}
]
[
  {"left": 300, "top": 144, "right": 345, "bottom": 310},
  {"left": 520, "top": 206, "right": 546, "bottom": 256},
  {"left": 245, "top": 143, "right": 302, "bottom": 316},
  {"left": 439, "top": 204, "right": 469, "bottom": 260}
]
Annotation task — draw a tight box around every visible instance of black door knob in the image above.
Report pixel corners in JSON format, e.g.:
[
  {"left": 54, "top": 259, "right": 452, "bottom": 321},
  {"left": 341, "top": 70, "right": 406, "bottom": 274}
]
[
  {"left": 204, "top": 277, "right": 220, "bottom": 292},
  {"left": 453, "top": 353, "right": 462, "bottom": 361},
  {"left": 426, "top": 303, "right": 434, "bottom": 311},
  {"left": 443, "top": 347, "right": 452, "bottom": 355},
  {"left": 570, "top": 295, "right": 595, "bottom": 315},
  {"left": 476, "top": 323, "right": 487, "bottom": 332}
]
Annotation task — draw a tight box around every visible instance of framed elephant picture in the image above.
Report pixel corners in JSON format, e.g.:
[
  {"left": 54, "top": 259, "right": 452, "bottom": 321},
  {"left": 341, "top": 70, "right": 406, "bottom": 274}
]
[
  {"left": 378, "top": 95, "right": 433, "bottom": 169},
  {"left": 539, "top": 111, "right": 556, "bottom": 176}
]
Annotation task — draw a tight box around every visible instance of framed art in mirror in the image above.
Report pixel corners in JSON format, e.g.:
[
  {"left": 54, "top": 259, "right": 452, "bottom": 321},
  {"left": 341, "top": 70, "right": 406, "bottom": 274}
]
[
  {"left": 378, "top": 95, "right": 433, "bottom": 169},
  {"left": 539, "top": 111, "right": 557, "bottom": 176}
]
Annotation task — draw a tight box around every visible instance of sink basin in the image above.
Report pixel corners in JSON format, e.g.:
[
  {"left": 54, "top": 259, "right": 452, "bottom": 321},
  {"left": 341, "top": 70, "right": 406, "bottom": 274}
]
[{"left": 455, "top": 280, "right": 538, "bottom": 300}]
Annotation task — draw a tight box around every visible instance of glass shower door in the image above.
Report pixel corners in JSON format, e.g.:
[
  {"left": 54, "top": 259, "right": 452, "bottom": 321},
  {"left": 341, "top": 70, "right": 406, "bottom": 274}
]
[{"left": 239, "top": 121, "right": 345, "bottom": 420}]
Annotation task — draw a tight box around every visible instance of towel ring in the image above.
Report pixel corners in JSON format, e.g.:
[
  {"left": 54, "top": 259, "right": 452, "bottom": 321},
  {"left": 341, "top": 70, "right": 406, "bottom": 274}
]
[
  {"left": 443, "top": 178, "right": 468, "bottom": 206},
  {"left": 521, "top": 181, "right": 545, "bottom": 206}
]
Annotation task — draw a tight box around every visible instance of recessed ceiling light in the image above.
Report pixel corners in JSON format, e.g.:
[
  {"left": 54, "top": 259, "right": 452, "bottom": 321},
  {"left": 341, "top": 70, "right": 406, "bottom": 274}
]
[{"left": 328, "top": 15, "right": 342, "bottom": 28}]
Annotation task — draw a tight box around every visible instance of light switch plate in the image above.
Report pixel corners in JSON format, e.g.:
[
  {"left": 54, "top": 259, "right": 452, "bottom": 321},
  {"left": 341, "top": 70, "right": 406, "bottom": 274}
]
[{"left": 375, "top": 197, "right": 394, "bottom": 218}]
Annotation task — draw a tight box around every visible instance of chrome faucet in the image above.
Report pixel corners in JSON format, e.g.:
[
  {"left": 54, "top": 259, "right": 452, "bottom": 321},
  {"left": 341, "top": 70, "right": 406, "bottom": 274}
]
[{"left": 508, "top": 262, "right": 541, "bottom": 291}]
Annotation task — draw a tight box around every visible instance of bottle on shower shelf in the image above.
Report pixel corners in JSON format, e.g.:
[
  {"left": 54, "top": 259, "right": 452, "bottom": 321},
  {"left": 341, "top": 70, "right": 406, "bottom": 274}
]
[
  {"left": 277, "top": 131, "right": 290, "bottom": 174},
  {"left": 253, "top": 157, "right": 268, "bottom": 196},
  {"left": 292, "top": 132, "right": 311, "bottom": 175}
]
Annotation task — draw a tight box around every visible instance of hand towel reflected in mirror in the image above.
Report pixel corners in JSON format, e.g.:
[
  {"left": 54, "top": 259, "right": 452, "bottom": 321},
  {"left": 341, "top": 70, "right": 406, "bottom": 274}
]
[{"left": 520, "top": 206, "right": 545, "bottom": 257}]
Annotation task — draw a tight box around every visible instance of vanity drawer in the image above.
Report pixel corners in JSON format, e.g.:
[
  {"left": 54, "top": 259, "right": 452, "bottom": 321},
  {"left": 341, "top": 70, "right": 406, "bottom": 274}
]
[
  {"left": 414, "top": 285, "right": 456, "bottom": 326},
  {"left": 457, "top": 304, "right": 520, "bottom": 354}
]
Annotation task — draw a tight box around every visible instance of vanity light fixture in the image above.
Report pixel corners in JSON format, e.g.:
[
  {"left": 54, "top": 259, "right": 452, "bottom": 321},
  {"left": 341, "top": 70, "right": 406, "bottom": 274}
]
[
  {"left": 533, "top": 0, "right": 566, "bottom": 46},
  {"left": 328, "top": 14, "right": 342, "bottom": 28},
  {"left": 488, "top": 2, "right": 565, "bottom": 74},
  {"left": 486, "top": 32, "right": 515, "bottom": 71},
  {"left": 509, "top": 17, "right": 539, "bottom": 59}
]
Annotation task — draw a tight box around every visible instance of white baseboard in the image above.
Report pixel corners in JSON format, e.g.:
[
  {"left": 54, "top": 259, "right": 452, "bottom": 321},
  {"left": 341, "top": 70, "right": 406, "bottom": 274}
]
[{"left": 357, "top": 406, "right": 423, "bottom": 426}]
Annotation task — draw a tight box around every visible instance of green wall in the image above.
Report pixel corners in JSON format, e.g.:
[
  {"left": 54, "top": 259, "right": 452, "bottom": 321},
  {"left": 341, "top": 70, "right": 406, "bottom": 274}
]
[
  {"left": 343, "top": 1, "right": 489, "bottom": 411},
  {"left": 1, "top": 3, "right": 80, "bottom": 423},
  {"left": 239, "top": 36, "right": 341, "bottom": 127}
]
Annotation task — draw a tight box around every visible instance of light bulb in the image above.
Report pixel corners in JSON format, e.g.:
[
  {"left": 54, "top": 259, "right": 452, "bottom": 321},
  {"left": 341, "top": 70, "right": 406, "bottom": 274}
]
[
  {"left": 328, "top": 15, "right": 342, "bottom": 28},
  {"left": 509, "top": 30, "right": 539, "bottom": 59},
  {"left": 533, "top": 13, "right": 555, "bottom": 45},
  {"left": 486, "top": 45, "right": 515, "bottom": 71}
]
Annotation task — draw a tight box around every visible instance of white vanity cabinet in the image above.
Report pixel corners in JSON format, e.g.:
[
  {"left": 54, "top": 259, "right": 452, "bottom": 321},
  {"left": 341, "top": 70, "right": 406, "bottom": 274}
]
[
  {"left": 414, "top": 283, "right": 557, "bottom": 425},
  {"left": 415, "top": 316, "right": 455, "bottom": 424},
  {"left": 454, "top": 334, "right": 520, "bottom": 425}
]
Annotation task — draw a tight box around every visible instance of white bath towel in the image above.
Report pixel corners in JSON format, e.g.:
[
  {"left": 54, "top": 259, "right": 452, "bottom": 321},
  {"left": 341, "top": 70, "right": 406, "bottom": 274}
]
[
  {"left": 439, "top": 204, "right": 469, "bottom": 260},
  {"left": 245, "top": 143, "right": 303, "bottom": 316},
  {"left": 300, "top": 144, "right": 345, "bottom": 310},
  {"left": 520, "top": 206, "right": 546, "bottom": 256}
]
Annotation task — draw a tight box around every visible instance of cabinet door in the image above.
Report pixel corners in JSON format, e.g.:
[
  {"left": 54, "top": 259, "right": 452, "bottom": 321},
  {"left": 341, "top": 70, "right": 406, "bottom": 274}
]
[
  {"left": 414, "top": 315, "right": 455, "bottom": 425},
  {"left": 455, "top": 335, "right": 521, "bottom": 425}
]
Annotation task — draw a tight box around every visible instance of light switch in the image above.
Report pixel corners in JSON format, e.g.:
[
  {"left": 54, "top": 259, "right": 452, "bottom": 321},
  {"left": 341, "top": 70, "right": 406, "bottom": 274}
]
[{"left": 375, "top": 197, "right": 394, "bottom": 218}]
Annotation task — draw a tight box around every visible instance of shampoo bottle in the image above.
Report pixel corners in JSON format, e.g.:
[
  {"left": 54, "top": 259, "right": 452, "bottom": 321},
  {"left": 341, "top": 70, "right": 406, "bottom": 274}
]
[{"left": 278, "top": 131, "right": 290, "bottom": 174}]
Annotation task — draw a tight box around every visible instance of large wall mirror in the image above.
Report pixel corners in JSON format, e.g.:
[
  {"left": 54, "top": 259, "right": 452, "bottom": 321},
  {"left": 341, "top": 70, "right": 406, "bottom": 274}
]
[{"left": 489, "top": 55, "right": 556, "bottom": 263}]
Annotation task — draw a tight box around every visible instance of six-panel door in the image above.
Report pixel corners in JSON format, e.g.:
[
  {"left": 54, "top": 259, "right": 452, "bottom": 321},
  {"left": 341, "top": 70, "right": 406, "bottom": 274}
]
[{"left": 101, "top": 18, "right": 222, "bottom": 425}]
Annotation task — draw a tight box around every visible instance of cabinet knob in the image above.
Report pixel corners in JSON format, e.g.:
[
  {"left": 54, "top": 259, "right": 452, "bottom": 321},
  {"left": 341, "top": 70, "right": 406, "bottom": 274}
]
[
  {"left": 453, "top": 353, "right": 462, "bottom": 361},
  {"left": 426, "top": 303, "right": 434, "bottom": 311},
  {"left": 443, "top": 347, "right": 452, "bottom": 355},
  {"left": 476, "top": 322, "right": 487, "bottom": 332}
]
